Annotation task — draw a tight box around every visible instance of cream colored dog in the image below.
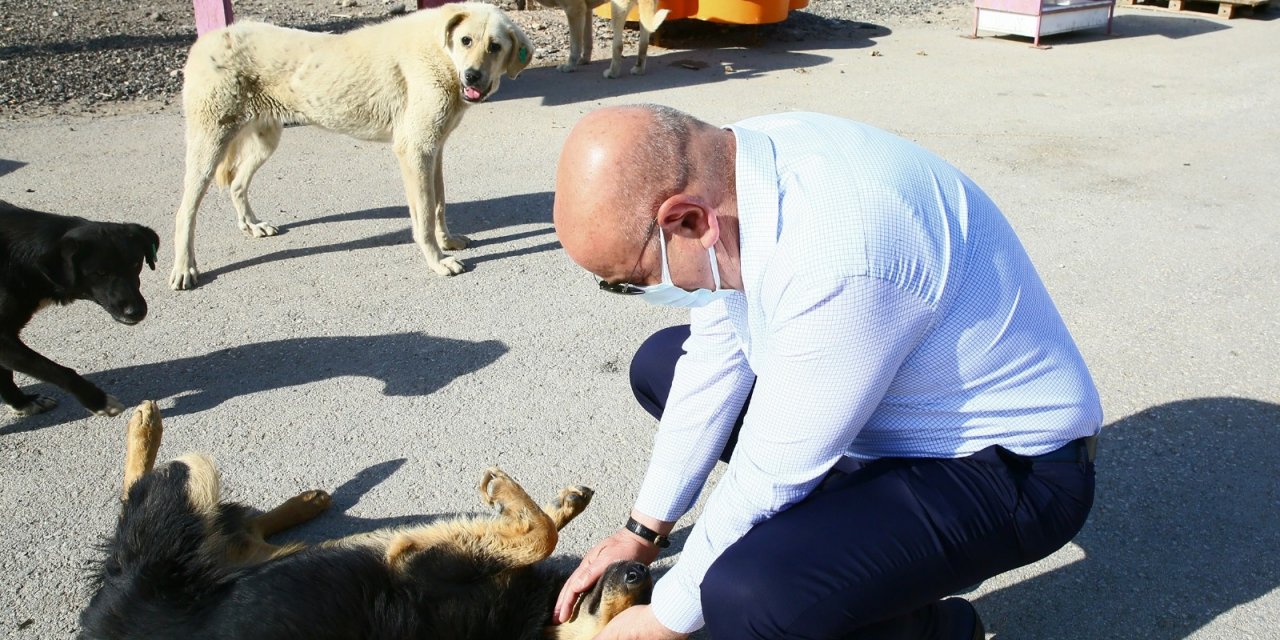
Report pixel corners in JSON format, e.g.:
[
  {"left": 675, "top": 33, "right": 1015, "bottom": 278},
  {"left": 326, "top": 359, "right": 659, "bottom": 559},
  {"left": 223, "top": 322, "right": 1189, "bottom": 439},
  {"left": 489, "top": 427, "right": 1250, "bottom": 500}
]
[
  {"left": 169, "top": 2, "right": 533, "bottom": 289},
  {"left": 520, "top": 0, "right": 667, "bottom": 77}
]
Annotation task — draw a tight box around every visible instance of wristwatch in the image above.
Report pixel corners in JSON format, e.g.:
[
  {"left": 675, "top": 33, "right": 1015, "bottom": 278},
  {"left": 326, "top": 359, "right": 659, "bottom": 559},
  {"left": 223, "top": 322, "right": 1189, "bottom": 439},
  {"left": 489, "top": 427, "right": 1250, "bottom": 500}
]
[{"left": 624, "top": 516, "right": 671, "bottom": 548}]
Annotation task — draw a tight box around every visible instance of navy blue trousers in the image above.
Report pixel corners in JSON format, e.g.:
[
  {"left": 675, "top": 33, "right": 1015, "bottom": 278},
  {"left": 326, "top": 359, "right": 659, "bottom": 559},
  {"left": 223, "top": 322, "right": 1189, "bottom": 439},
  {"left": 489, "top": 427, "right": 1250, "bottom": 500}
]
[{"left": 631, "top": 326, "right": 1095, "bottom": 640}]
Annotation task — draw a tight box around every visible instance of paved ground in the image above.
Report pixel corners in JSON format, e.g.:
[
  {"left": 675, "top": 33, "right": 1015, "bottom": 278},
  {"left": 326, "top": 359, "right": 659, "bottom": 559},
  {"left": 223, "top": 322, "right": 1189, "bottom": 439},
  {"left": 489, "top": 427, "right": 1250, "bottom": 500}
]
[{"left": 1, "top": 4, "right": 1277, "bottom": 638}]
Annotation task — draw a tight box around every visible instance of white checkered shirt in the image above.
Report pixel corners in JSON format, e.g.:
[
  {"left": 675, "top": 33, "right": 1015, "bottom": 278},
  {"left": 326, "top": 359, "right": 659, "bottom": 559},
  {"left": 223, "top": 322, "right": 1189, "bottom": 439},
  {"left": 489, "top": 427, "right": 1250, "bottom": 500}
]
[{"left": 636, "top": 112, "right": 1103, "bottom": 633}]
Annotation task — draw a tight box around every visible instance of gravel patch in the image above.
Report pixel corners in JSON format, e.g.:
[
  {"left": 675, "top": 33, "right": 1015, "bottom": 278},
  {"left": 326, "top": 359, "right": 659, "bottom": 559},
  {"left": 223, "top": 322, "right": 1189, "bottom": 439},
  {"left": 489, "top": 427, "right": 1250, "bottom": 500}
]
[{"left": 0, "top": 0, "right": 965, "bottom": 119}]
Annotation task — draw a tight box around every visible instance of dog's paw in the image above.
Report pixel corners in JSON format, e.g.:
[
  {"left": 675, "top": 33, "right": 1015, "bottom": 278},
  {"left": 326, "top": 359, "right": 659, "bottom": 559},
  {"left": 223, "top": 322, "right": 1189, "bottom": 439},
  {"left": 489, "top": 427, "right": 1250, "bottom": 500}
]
[
  {"left": 556, "top": 485, "right": 594, "bottom": 512},
  {"left": 603, "top": 66, "right": 621, "bottom": 79},
  {"left": 169, "top": 265, "right": 200, "bottom": 290},
  {"left": 630, "top": 64, "right": 647, "bottom": 76},
  {"left": 429, "top": 256, "right": 467, "bottom": 276},
  {"left": 295, "top": 489, "right": 332, "bottom": 514},
  {"left": 94, "top": 395, "right": 125, "bottom": 417},
  {"left": 439, "top": 233, "right": 470, "bottom": 251},
  {"left": 478, "top": 467, "right": 520, "bottom": 511},
  {"left": 557, "top": 62, "right": 577, "bottom": 73},
  {"left": 240, "top": 221, "right": 279, "bottom": 238},
  {"left": 9, "top": 394, "right": 57, "bottom": 416}
]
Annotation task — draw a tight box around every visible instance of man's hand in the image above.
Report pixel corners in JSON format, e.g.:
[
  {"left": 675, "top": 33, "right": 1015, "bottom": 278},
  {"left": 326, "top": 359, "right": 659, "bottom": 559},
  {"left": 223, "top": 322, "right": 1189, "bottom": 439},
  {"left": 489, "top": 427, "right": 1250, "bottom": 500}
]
[
  {"left": 554, "top": 529, "right": 661, "bottom": 623},
  {"left": 591, "top": 605, "right": 689, "bottom": 640}
]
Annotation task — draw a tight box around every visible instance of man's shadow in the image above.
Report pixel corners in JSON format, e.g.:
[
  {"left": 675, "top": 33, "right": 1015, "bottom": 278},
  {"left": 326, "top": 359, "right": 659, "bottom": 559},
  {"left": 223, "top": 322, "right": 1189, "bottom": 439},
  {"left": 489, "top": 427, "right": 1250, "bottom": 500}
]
[
  {"left": 975, "top": 397, "right": 1280, "bottom": 638},
  {"left": 0, "top": 333, "right": 507, "bottom": 435}
]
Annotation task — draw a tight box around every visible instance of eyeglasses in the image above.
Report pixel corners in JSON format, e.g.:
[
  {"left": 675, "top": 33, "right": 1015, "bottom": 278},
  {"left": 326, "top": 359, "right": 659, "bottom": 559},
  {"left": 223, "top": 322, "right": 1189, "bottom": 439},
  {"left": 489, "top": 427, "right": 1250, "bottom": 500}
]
[{"left": 596, "top": 217, "right": 659, "bottom": 296}]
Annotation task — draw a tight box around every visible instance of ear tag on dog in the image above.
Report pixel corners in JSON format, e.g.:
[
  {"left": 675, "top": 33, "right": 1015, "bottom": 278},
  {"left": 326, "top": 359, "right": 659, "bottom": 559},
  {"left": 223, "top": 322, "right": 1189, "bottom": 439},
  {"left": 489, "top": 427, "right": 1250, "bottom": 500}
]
[{"left": 518, "top": 47, "right": 529, "bottom": 64}]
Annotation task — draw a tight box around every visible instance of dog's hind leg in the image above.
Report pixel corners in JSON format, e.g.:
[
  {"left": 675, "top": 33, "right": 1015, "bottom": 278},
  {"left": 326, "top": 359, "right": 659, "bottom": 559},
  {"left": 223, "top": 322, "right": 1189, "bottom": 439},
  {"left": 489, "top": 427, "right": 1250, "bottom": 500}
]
[
  {"left": 384, "top": 468, "right": 560, "bottom": 570},
  {"left": 603, "top": 0, "right": 630, "bottom": 79},
  {"left": 544, "top": 485, "right": 594, "bottom": 531},
  {"left": 171, "top": 121, "right": 238, "bottom": 290},
  {"left": 632, "top": 0, "right": 669, "bottom": 76},
  {"left": 225, "top": 119, "right": 283, "bottom": 239},
  {"left": 561, "top": 2, "right": 592, "bottom": 71},
  {"left": 122, "top": 401, "right": 163, "bottom": 500}
]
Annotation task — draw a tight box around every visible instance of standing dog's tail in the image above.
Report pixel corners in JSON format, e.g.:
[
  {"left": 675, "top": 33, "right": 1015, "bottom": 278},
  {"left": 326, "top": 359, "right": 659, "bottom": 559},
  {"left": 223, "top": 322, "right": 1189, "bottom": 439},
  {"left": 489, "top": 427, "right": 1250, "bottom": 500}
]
[{"left": 638, "top": 0, "right": 669, "bottom": 34}]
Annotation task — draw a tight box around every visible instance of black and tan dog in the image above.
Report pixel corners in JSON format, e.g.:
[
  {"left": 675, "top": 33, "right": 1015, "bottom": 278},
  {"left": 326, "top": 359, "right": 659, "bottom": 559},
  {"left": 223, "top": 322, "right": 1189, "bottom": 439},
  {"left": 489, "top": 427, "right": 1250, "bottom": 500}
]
[
  {"left": 0, "top": 200, "right": 158, "bottom": 418},
  {"left": 80, "top": 402, "right": 652, "bottom": 639}
]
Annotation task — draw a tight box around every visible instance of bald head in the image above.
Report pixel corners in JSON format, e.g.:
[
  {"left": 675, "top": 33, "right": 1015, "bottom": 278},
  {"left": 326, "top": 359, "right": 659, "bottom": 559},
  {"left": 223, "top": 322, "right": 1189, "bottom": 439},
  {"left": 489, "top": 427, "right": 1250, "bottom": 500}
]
[{"left": 554, "top": 105, "right": 730, "bottom": 280}]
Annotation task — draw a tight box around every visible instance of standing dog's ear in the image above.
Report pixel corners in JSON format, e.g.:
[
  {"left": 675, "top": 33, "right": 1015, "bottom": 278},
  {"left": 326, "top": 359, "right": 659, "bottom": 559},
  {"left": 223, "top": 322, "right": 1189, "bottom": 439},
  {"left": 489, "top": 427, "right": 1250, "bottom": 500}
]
[
  {"left": 505, "top": 19, "right": 534, "bottom": 79},
  {"left": 441, "top": 6, "right": 470, "bottom": 51}
]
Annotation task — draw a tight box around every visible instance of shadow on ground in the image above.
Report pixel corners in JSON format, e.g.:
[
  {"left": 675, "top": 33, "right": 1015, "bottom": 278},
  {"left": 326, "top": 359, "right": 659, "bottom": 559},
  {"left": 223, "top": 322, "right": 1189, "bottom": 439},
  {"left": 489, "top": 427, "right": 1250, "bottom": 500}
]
[
  {"left": 0, "top": 332, "right": 508, "bottom": 435},
  {"left": 977, "top": 397, "right": 1280, "bottom": 638},
  {"left": 200, "top": 191, "right": 557, "bottom": 283},
  {"left": 500, "top": 16, "right": 888, "bottom": 106}
]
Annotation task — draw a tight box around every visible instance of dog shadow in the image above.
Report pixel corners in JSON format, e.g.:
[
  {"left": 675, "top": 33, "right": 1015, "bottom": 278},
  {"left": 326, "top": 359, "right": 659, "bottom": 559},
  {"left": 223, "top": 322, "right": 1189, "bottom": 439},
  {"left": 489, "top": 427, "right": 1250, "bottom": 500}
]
[
  {"left": 200, "top": 191, "right": 557, "bottom": 284},
  {"left": 498, "top": 15, "right": 887, "bottom": 106},
  {"left": 0, "top": 159, "right": 27, "bottom": 179},
  {"left": 0, "top": 332, "right": 508, "bottom": 435},
  {"left": 974, "top": 397, "right": 1280, "bottom": 638}
]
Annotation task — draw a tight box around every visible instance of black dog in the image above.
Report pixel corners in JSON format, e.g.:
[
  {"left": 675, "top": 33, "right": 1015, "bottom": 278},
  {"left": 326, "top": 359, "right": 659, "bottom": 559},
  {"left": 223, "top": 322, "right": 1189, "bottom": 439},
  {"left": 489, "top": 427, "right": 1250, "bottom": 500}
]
[
  {"left": 0, "top": 200, "right": 158, "bottom": 417},
  {"left": 81, "top": 402, "right": 652, "bottom": 640}
]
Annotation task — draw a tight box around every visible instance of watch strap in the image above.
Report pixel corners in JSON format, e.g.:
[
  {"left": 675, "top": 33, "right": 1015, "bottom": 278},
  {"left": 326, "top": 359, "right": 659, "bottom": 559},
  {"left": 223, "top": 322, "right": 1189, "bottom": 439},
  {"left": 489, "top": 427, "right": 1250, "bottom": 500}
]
[{"left": 624, "top": 516, "right": 671, "bottom": 548}]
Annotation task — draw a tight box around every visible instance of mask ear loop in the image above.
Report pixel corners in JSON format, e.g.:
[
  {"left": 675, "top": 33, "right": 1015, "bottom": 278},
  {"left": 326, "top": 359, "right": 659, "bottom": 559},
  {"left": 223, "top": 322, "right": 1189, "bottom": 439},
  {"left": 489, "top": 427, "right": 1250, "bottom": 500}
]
[
  {"left": 657, "top": 227, "right": 673, "bottom": 284},
  {"left": 707, "top": 244, "right": 723, "bottom": 291}
]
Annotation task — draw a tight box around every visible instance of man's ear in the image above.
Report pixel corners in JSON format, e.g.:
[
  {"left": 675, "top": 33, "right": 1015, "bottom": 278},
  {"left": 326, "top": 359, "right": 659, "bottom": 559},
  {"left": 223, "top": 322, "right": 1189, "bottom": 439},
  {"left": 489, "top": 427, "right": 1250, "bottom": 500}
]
[
  {"left": 504, "top": 20, "right": 534, "bottom": 79},
  {"left": 657, "top": 195, "right": 719, "bottom": 248}
]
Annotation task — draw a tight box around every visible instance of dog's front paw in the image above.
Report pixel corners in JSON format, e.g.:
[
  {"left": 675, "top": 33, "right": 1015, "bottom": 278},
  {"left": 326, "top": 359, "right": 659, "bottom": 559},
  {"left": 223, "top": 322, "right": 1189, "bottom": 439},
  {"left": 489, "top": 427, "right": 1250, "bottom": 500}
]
[
  {"left": 169, "top": 264, "right": 200, "bottom": 290},
  {"left": 240, "top": 221, "right": 279, "bottom": 238},
  {"left": 557, "top": 62, "right": 577, "bottom": 73},
  {"left": 8, "top": 394, "right": 57, "bottom": 416},
  {"left": 429, "top": 256, "right": 467, "bottom": 276},
  {"left": 603, "top": 66, "right": 621, "bottom": 79},
  {"left": 439, "top": 233, "right": 470, "bottom": 251},
  {"left": 94, "top": 395, "right": 125, "bottom": 417},
  {"left": 630, "top": 64, "right": 647, "bottom": 76}
]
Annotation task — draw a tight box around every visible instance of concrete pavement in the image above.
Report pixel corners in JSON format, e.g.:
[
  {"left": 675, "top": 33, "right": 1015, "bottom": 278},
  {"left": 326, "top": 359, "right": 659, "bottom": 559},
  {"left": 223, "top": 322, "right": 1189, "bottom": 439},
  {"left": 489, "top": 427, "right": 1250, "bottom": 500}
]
[{"left": 1, "top": 5, "right": 1277, "bottom": 637}]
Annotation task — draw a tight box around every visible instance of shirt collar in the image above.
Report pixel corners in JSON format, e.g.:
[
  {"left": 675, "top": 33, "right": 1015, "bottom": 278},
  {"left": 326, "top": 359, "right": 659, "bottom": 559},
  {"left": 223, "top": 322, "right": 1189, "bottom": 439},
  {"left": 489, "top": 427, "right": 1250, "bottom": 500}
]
[{"left": 726, "top": 124, "right": 780, "bottom": 300}]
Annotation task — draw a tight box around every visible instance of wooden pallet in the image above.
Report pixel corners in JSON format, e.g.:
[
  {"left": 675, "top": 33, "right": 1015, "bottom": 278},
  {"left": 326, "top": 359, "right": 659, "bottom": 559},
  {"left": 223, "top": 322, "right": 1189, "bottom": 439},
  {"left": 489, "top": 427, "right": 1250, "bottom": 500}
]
[{"left": 1119, "top": 0, "right": 1272, "bottom": 18}]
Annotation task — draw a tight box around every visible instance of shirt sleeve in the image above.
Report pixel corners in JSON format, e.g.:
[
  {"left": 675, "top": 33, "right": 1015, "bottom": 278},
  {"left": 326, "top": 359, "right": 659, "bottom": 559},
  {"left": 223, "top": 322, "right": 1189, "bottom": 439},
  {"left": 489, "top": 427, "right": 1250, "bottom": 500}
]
[
  {"left": 633, "top": 301, "right": 756, "bottom": 522},
  {"left": 649, "top": 275, "right": 935, "bottom": 633}
]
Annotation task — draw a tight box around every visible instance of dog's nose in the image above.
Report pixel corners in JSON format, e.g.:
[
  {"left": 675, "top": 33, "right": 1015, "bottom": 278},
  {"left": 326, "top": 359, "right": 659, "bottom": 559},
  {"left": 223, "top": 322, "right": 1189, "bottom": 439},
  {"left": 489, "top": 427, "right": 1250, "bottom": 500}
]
[
  {"left": 121, "top": 303, "right": 147, "bottom": 322},
  {"left": 464, "top": 69, "right": 482, "bottom": 85}
]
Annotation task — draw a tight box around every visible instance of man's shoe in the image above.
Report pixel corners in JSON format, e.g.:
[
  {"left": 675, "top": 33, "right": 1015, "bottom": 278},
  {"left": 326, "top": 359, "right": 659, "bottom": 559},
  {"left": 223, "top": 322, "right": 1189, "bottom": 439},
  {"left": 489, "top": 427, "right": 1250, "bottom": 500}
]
[{"left": 939, "top": 597, "right": 985, "bottom": 639}]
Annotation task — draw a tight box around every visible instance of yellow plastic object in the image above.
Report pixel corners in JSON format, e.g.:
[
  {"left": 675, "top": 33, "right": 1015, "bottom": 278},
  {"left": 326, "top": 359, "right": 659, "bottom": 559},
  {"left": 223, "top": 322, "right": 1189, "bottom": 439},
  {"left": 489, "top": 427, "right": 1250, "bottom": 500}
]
[{"left": 594, "top": 0, "right": 809, "bottom": 25}]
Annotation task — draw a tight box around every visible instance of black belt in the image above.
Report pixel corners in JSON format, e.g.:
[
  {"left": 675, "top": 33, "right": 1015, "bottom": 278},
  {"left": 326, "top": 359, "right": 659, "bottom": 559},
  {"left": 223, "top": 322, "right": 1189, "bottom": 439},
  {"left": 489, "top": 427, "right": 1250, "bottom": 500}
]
[{"left": 1027, "top": 435, "right": 1098, "bottom": 464}]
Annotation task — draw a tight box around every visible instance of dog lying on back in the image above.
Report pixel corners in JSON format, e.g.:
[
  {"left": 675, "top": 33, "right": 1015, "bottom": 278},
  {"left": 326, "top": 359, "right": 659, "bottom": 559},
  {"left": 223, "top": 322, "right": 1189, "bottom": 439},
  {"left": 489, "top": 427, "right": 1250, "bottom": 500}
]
[
  {"left": 80, "top": 402, "right": 652, "bottom": 639},
  {"left": 0, "top": 201, "right": 158, "bottom": 418}
]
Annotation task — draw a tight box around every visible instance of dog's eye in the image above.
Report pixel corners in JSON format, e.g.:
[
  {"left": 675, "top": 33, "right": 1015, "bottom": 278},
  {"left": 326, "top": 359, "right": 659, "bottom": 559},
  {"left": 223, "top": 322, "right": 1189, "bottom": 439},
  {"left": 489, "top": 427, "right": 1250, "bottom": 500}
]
[
  {"left": 487, "top": 42, "right": 501, "bottom": 54},
  {"left": 460, "top": 36, "right": 473, "bottom": 47}
]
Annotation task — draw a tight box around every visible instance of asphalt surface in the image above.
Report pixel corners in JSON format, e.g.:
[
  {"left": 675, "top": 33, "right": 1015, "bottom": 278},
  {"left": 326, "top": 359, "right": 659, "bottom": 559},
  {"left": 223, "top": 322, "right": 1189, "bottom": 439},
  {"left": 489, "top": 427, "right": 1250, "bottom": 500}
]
[{"left": 1, "top": 5, "right": 1278, "bottom": 638}]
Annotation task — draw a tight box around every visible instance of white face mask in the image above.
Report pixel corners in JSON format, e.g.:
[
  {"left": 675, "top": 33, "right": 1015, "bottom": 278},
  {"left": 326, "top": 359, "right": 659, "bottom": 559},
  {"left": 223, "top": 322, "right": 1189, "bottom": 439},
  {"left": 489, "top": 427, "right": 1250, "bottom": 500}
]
[{"left": 636, "top": 228, "right": 735, "bottom": 308}]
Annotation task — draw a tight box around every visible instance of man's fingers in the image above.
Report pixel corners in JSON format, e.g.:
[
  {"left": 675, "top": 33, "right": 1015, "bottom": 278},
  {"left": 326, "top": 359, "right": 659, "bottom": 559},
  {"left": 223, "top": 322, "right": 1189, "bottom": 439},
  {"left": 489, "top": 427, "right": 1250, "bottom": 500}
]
[{"left": 555, "top": 565, "right": 592, "bottom": 622}]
